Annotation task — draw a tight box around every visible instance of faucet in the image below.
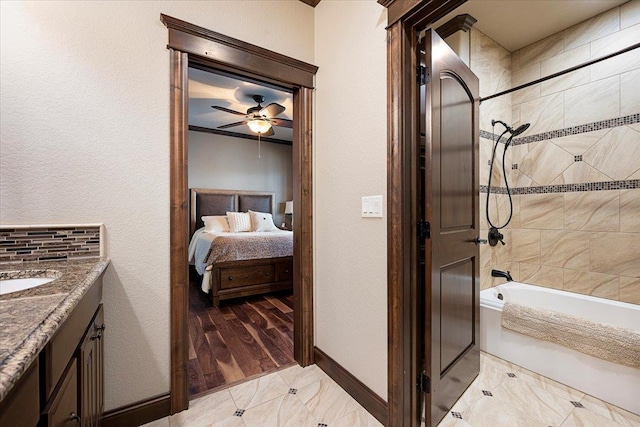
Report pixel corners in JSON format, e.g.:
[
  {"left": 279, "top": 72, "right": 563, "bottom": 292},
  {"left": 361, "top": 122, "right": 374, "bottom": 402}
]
[
  {"left": 491, "top": 269, "right": 513, "bottom": 282},
  {"left": 488, "top": 227, "right": 506, "bottom": 246}
]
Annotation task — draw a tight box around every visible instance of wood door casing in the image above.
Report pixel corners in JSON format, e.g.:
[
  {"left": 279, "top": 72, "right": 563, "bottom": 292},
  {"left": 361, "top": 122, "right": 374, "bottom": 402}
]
[
  {"left": 162, "top": 14, "right": 318, "bottom": 413},
  {"left": 422, "top": 29, "right": 480, "bottom": 427}
]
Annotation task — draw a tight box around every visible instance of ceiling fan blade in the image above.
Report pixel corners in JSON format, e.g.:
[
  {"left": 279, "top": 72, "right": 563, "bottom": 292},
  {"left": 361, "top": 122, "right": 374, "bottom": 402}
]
[
  {"left": 212, "top": 106, "right": 246, "bottom": 116},
  {"left": 260, "top": 103, "right": 285, "bottom": 118},
  {"left": 218, "top": 120, "right": 248, "bottom": 129},
  {"left": 269, "top": 118, "right": 293, "bottom": 128}
]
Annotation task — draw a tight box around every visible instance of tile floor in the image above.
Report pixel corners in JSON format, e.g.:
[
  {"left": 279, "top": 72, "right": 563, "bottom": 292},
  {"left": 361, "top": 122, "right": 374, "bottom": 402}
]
[{"left": 143, "top": 352, "right": 640, "bottom": 427}]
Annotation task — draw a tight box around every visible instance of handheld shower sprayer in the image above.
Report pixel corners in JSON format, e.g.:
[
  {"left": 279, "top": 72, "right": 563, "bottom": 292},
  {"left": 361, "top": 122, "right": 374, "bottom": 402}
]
[{"left": 486, "top": 120, "right": 531, "bottom": 246}]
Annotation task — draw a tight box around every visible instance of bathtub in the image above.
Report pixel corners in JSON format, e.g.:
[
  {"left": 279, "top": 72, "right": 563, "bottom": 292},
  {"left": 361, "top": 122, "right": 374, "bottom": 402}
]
[{"left": 480, "top": 282, "right": 640, "bottom": 414}]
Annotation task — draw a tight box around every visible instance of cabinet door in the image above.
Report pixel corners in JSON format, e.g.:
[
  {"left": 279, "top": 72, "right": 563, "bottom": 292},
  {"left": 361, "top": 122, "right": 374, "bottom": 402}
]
[
  {"left": 94, "top": 306, "right": 105, "bottom": 427},
  {"left": 43, "top": 359, "right": 79, "bottom": 427},
  {"left": 79, "top": 305, "right": 104, "bottom": 427},
  {"left": 0, "top": 360, "right": 39, "bottom": 427}
]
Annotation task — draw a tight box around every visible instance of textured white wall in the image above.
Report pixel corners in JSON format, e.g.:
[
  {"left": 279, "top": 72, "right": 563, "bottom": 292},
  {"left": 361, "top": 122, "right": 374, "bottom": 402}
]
[
  {"left": 314, "top": 1, "right": 389, "bottom": 399},
  {"left": 0, "top": 0, "right": 313, "bottom": 410},
  {"left": 188, "top": 131, "right": 293, "bottom": 226}
]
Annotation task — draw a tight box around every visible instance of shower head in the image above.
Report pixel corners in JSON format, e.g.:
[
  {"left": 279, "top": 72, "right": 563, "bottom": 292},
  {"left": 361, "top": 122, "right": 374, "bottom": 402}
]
[
  {"left": 491, "top": 119, "right": 530, "bottom": 137},
  {"left": 511, "top": 123, "right": 530, "bottom": 137}
]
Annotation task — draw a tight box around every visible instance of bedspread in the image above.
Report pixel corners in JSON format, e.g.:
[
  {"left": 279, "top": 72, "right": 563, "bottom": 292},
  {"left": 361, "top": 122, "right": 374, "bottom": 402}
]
[{"left": 189, "top": 228, "right": 293, "bottom": 276}]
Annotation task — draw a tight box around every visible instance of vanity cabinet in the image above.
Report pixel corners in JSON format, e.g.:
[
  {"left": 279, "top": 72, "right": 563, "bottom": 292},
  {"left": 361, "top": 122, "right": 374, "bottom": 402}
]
[
  {"left": 0, "top": 360, "right": 40, "bottom": 427},
  {"left": 41, "top": 274, "right": 104, "bottom": 427},
  {"left": 0, "top": 273, "right": 104, "bottom": 427}
]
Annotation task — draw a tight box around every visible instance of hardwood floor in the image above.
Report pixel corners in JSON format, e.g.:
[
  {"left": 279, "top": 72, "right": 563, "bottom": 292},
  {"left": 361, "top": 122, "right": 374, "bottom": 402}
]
[{"left": 188, "top": 275, "right": 295, "bottom": 396}]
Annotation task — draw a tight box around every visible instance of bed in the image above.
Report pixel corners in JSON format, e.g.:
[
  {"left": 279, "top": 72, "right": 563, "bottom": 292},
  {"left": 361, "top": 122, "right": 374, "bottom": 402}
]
[{"left": 188, "top": 188, "right": 293, "bottom": 307}]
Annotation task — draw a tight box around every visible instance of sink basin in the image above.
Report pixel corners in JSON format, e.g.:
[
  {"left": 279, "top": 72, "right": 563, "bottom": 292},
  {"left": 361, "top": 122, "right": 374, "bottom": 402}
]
[{"left": 0, "top": 271, "right": 60, "bottom": 295}]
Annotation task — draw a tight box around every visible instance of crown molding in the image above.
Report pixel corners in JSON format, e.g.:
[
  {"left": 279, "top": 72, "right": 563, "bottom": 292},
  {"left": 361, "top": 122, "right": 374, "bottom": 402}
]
[
  {"left": 160, "top": 14, "right": 318, "bottom": 88},
  {"left": 299, "top": 0, "right": 321, "bottom": 7},
  {"left": 435, "top": 13, "right": 477, "bottom": 38}
]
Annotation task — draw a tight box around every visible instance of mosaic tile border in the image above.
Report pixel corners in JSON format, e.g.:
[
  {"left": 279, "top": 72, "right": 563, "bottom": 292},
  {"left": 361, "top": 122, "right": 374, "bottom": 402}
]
[
  {"left": 480, "top": 113, "right": 640, "bottom": 145},
  {"left": 480, "top": 179, "right": 640, "bottom": 194},
  {"left": 0, "top": 225, "right": 103, "bottom": 263}
]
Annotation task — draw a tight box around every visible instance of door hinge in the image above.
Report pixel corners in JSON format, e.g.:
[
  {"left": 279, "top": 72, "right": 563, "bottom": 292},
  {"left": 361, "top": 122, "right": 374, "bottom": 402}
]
[
  {"left": 417, "top": 219, "right": 430, "bottom": 240},
  {"left": 417, "top": 65, "right": 429, "bottom": 85},
  {"left": 417, "top": 372, "right": 430, "bottom": 393}
]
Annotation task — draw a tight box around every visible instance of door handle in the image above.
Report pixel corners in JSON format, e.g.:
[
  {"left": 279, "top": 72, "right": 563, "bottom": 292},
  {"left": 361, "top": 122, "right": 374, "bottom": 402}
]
[{"left": 474, "top": 237, "right": 488, "bottom": 245}]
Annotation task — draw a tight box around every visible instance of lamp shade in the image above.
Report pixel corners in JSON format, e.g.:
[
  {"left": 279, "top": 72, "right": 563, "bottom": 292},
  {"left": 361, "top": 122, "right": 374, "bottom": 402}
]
[
  {"left": 247, "top": 119, "right": 272, "bottom": 134},
  {"left": 284, "top": 201, "right": 293, "bottom": 215}
]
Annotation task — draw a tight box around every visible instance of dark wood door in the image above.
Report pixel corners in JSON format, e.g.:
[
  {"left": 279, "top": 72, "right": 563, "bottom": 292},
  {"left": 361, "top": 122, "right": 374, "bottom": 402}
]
[{"left": 421, "top": 29, "right": 480, "bottom": 426}]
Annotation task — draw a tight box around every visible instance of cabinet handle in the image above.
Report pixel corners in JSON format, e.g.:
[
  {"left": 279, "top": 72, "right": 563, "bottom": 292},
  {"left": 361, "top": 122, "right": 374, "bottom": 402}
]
[
  {"left": 69, "top": 412, "right": 80, "bottom": 423},
  {"left": 228, "top": 276, "right": 233, "bottom": 281},
  {"left": 265, "top": 272, "right": 270, "bottom": 276},
  {"left": 96, "top": 324, "right": 106, "bottom": 332},
  {"left": 285, "top": 270, "right": 289, "bottom": 274}
]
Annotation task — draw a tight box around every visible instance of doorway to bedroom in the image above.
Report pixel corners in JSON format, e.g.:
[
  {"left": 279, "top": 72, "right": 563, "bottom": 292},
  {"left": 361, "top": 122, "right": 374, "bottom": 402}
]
[
  {"left": 187, "top": 66, "right": 297, "bottom": 397},
  {"left": 164, "top": 13, "right": 317, "bottom": 414}
]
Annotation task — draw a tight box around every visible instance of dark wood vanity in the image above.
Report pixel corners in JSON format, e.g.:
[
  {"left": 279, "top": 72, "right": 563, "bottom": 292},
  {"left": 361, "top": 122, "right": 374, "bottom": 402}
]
[{"left": 0, "top": 274, "right": 105, "bottom": 427}]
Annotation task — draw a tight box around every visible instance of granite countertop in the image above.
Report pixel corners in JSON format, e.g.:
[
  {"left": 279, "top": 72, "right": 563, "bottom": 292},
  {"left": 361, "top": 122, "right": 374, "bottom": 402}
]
[{"left": 0, "top": 257, "right": 110, "bottom": 402}]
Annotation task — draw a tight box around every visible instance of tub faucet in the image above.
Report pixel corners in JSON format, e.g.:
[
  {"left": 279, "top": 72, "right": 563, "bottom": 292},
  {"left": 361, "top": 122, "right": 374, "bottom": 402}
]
[
  {"left": 491, "top": 269, "right": 513, "bottom": 282},
  {"left": 488, "top": 227, "right": 506, "bottom": 246}
]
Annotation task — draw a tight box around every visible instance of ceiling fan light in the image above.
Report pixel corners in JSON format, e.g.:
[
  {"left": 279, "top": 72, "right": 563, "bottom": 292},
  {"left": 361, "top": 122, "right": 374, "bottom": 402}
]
[{"left": 247, "top": 119, "right": 272, "bottom": 134}]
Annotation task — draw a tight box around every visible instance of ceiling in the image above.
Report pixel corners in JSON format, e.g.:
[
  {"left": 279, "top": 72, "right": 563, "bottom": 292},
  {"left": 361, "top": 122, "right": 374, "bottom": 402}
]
[
  {"left": 188, "top": 0, "right": 627, "bottom": 138},
  {"left": 433, "top": 0, "right": 628, "bottom": 52},
  {"left": 188, "top": 68, "right": 293, "bottom": 142}
]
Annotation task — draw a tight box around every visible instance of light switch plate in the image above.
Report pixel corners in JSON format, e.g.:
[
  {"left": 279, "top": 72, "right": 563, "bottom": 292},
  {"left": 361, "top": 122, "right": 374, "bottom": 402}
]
[{"left": 362, "top": 195, "right": 383, "bottom": 218}]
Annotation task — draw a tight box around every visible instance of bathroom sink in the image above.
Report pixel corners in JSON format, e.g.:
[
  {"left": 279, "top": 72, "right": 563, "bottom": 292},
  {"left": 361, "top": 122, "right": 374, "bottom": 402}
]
[{"left": 0, "top": 273, "right": 59, "bottom": 295}]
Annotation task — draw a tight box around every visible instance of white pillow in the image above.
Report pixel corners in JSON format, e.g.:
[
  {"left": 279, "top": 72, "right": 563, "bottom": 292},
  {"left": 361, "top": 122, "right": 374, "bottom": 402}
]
[
  {"left": 201, "top": 215, "right": 229, "bottom": 233},
  {"left": 226, "top": 212, "right": 252, "bottom": 233},
  {"left": 249, "top": 210, "right": 279, "bottom": 232}
]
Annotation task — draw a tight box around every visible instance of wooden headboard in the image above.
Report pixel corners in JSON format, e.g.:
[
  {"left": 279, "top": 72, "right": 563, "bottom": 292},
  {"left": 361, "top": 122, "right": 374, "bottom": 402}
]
[{"left": 190, "top": 188, "right": 276, "bottom": 235}]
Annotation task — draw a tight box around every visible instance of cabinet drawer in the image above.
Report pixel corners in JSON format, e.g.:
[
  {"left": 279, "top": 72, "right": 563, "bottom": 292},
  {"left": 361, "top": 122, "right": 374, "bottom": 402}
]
[
  {"left": 276, "top": 261, "right": 293, "bottom": 281},
  {"left": 0, "top": 360, "right": 39, "bottom": 427},
  {"left": 42, "top": 359, "right": 79, "bottom": 427},
  {"left": 220, "top": 264, "right": 275, "bottom": 289}
]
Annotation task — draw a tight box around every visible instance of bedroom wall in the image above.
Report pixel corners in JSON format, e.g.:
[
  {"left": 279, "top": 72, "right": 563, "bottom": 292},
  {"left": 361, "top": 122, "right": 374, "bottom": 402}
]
[
  {"left": 314, "top": 1, "right": 389, "bottom": 399},
  {"left": 188, "top": 131, "right": 293, "bottom": 226},
  {"left": 0, "top": 0, "right": 313, "bottom": 411}
]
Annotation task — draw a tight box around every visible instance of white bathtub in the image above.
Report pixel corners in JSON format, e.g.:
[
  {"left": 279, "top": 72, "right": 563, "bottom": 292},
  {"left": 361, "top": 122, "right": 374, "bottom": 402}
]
[{"left": 480, "top": 282, "right": 640, "bottom": 414}]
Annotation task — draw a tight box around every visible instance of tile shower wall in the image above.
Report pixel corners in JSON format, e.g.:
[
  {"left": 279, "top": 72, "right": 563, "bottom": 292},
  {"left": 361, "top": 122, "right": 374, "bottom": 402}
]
[
  {"left": 471, "top": 1, "right": 640, "bottom": 305},
  {"left": 0, "top": 225, "right": 102, "bottom": 263}
]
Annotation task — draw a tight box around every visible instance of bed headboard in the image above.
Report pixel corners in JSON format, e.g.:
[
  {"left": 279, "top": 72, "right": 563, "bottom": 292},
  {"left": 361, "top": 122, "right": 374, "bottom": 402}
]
[{"left": 190, "top": 188, "right": 276, "bottom": 235}]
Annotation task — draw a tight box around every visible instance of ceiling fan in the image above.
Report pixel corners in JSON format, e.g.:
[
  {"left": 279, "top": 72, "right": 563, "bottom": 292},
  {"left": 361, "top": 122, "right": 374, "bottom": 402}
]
[{"left": 212, "top": 95, "right": 292, "bottom": 136}]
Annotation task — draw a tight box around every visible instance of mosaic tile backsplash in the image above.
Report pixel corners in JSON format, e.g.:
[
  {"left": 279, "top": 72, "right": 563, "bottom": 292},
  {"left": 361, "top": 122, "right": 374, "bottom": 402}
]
[
  {"left": 470, "top": 3, "right": 640, "bottom": 305},
  {"left": 0, "top": 226, "right": 102, "bottom": 263}
]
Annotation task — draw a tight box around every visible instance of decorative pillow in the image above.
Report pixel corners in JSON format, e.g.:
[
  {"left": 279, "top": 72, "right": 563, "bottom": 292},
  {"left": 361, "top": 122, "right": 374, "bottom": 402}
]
[
  {"left": 249, "top": 210, "right": 279, "bottom": 232},
  {"left": 201, "top": 215, "right": 229, "bottom": 233},
  {"left": 226, "top": 211, "right": 252, "bottom": 233}
]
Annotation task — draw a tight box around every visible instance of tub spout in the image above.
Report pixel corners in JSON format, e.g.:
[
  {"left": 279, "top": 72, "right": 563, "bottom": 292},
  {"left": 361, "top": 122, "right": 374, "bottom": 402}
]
[{"left": 491, "top": 269, "right": 513, "bottom": 282}]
